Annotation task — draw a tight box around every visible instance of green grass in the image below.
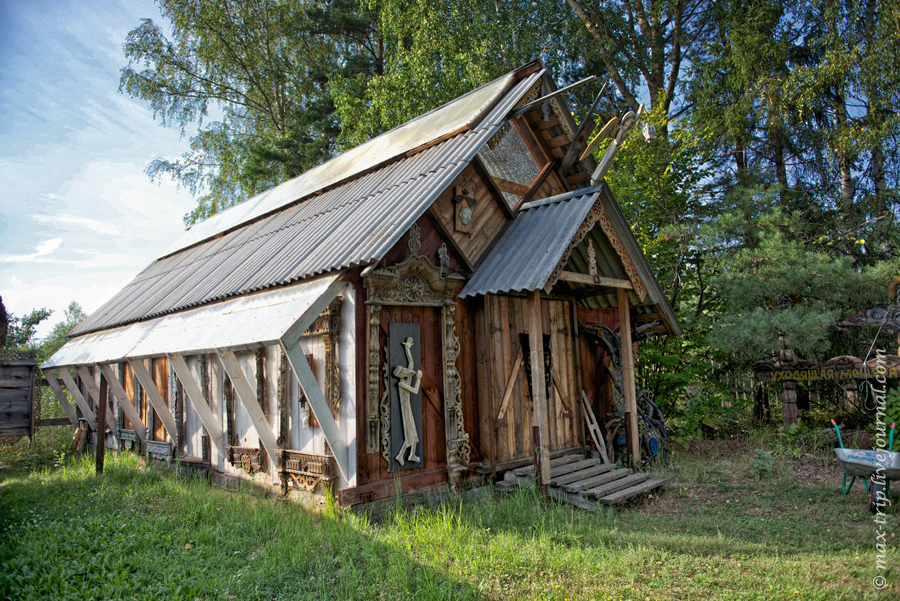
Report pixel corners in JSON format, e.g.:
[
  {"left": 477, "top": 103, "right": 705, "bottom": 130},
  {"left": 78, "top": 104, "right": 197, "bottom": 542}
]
[{"left": 0, "top": 428, "right": 897, "bottom": 600}]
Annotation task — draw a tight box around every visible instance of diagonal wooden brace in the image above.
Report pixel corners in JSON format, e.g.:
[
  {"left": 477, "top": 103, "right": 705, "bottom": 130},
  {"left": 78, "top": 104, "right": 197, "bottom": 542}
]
[
  {"left": 42, "top": 369, "right": 77, "bottom": 425},
  {"left": 98, "top": 364, "right": 147, "bottom": 442},
  {"left": 128, "top": 359, "right": 178, "bottom": 441},
  {"left": 76, "top": 366, "right": 119, "bottom": 437},
  {"left": 168, "top": 354, "right": 226, "bottom": 459},
  {"left": 217, "top": 350, "right": 280, "bottom": 468},
  {"left": 280, "top": 339, "right": 350, "bottom": 481},
  {"left": 56, "top": 366, "right": 96, "bottom": 427}
]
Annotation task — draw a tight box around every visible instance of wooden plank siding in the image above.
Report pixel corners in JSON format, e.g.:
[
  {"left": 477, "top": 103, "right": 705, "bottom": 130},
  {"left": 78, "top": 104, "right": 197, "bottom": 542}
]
[
  {"left": 576, "top": 306, "right": 620, "bottom": 436},
  {"left": 0, "top": 364, "right": 34, "bottom": 436},
  {"left": 428, "top": 164, "right": 511, "bottom": 267},
  {"left": 477, "top": 294, "right": 581, "bottom": 467}
]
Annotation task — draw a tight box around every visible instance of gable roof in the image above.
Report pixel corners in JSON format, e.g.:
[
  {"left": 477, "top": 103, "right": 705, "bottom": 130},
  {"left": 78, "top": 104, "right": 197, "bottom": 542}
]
[
  {"left": 460, "top": 185, "right": 682, "bottom": 336},
  {"left": 70, "top": 68, "right": 544, "bottom": 337}
]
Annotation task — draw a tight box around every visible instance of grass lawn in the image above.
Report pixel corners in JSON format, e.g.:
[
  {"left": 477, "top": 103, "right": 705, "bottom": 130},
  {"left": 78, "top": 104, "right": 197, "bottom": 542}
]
[{"left": 0, "top": 427, "right": 897, "bottom": 600}]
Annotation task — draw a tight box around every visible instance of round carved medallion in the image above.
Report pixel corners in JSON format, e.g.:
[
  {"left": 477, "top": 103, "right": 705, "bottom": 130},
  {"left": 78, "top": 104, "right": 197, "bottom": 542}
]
[{"left": 400, "top": 275, "right": 425, "bottom": 302}]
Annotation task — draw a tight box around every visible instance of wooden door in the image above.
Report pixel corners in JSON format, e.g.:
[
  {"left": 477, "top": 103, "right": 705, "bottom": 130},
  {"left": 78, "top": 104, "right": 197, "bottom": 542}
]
[
  {"left": 360, "top": 304, "right": 447, "bottom": 485},
  {"left": 482, "top": 295, "right": 581, "bottom": 464}
]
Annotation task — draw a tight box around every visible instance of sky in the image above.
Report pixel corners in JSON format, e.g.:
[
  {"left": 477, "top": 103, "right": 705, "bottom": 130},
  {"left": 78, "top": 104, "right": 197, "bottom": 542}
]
[{"left": 0, "top": 0, "right": 197, "bottom": 339}]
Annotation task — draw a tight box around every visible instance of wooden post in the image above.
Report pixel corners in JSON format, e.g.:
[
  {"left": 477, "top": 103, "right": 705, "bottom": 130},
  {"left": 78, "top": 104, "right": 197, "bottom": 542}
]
[
  {"left": 527, "top": 289, "right": 551, "bottom": 491},
  {"left": 617, "top": 288, "right": 640, "bottom": 465},
  {"left": 781, "top": 381, "right": 799, "bottom": 428},
  {"left": 96, "top": 373, "right": 107, "bottom": 475}
]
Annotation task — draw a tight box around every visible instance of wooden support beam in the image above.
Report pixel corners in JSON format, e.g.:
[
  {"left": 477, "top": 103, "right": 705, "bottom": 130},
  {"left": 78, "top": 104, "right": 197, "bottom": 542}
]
[
  {"left": 514, "top": 160, "right": 558, "bottom": 211},
  {"left": 279, "top": 340, "right": 350, "bottom": 481},
  {"left": 281, "top": 276, "right": 347, "bottom": 351},
  {"left": 527, "top": 290, "right": 552, "bottom": 490},
  {"left": 217, "top": 350, "right": 280, "bottom": 469},
  {"left": 558, "top": 270, "right": 633, "bottom": 289},
  {"left": 168, "top": 354, "right": 226, "bottom": 459},
  {"left": 559, "top": 83, "right": 607, "bottom": 176},
  {"left": 496, "top": 346, "right": 524, "bottom": 421},
  {"left": 128, "top": 359, "right": 178, "bottom": 441},
  {"left": 56, "top": 367, "right": 96, "bottom": 427},
  {"left": 75, "top": 366, "right": 118, "bottom": 438},
  {"left": 96, "top": 374, "right": 107, "bottom": 475},
  {"left": 509, "top": 75, "right": 597, "bottom": 119},
  {"left": 618, "top": 288, "right": 640, "bottom": 464},
  {"left": 98, "top": 364, "right": 147, "bottom": 442},
  {"left": 492, "top": 177, "right": 530, "bottom": 197},
  {"left": 42, "top": 369, "right": 77, "bottom": 425}
]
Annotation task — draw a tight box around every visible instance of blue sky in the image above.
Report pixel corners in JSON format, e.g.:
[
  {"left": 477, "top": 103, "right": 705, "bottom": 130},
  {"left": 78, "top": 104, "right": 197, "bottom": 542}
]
[{"left": 0, "top": 0, "right": 197, "bottom": 338}]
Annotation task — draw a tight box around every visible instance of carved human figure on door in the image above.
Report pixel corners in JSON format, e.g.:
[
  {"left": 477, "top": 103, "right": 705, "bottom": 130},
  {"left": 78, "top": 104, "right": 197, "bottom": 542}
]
[{"left": 393, "top": 337, "right": 422, "bottom": 465}]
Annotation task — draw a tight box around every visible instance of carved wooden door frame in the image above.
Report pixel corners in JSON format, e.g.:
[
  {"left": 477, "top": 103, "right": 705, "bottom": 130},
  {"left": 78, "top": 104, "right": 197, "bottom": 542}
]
[{"left": 363, "top": 225, "right": 470, "bottom": 490}]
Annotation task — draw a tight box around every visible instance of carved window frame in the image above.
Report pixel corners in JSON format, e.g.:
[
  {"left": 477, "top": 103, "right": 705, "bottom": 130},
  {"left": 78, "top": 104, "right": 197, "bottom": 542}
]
[
  {"left": 297, "top": 298, "right": 342, "bottom": 418},
  {"left": 363, "top": 231, "right": 471, "bottom": 489}
]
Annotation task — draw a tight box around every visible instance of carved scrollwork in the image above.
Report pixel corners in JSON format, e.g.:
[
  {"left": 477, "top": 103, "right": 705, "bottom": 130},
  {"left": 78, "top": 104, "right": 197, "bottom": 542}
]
[
  {"left": 300, "top": 299, "right": 342, "bottom": 417},
  {"left": 380, "top": 360, "right": 390, "bottom": 464},
  {"left": 364, "top": 244, "right": 471, "bottom": 490}
]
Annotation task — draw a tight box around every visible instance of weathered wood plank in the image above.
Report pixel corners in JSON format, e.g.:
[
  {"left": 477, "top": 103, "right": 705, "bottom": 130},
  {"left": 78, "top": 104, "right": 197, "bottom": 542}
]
[
  {"left": 551, "top": 462, "right": 615, "bottom": 486},
  {"left": 218, "top": 350, "right": 281, "bottom": 470},
  {"left": 561, "top": 467, "right": 631, "bottom": 493},
  {"left": 56, "top": 367, "right": 96, "bottom": 426},
  {"left": 169, "top": 354, "right": 226, "bottom": 458},
  {"left": 98, "top": 364, "right": 146, "bottom": 441},
  {"left": 43, "top": 370, "right": 77, "bottom": 425},
  {"left": 584, "top": 473, "right": 649, "bottom": 499},
  {"left": 512, "top": 453, "right": 581, "bottom": 477},
  {"left": 496, "top": 346, "right": 523, "bottom": 421},
  {"left": 547, "top": 458, "right": 597, "bottom": 478},
  {"left": 597, "top": 478, "right": 667, "bottom": 505},
  {"left": 128, "top": 359, "right": 177, "bottom": 440},
  {"left": 75, "top": 366, "right": 118, "bottom": 437},
  {"left": 618, "top": 288, "right": 640, "bottom": 463},
  {"left": 528, "top": 290, "right": 551, "bottom": 488}
]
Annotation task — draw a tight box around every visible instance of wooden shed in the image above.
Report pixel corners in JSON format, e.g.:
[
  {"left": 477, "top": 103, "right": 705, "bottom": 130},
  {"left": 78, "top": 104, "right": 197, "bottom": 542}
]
[
  {"left": 43, "top": 62, "right": 681, "bottom": 508},
  {"left": 0, "top": 350, "right": 38, "bottom": 439}
]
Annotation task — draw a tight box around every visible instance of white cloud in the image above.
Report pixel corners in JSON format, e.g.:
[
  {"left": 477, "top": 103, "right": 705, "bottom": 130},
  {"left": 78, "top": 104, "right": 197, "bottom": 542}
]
[{"left": 33, "top": 213, "right": 122, "bottom": 236}]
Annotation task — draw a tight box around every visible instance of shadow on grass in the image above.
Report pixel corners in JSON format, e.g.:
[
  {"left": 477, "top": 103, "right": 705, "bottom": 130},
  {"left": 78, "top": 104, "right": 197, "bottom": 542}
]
[{"left": 0, "top": 453, "right": 482, "bottom": 601}]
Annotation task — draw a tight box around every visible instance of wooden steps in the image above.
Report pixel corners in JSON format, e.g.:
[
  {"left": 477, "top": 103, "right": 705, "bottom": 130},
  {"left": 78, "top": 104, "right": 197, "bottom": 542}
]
[{"left": 495, "top": 453, "right": 666, "bottom": 510}]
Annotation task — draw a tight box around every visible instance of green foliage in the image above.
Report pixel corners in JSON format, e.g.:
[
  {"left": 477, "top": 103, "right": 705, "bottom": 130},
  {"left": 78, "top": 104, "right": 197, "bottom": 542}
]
[
  {"left": 38, "top": 302, "right": 87, "bottom": 363},
  {"left": 885, "top": 388, "right": 900, "bottom": 438},
  {"left": 333, "top": 0, "right": 573, "bottom": 147},
  {"left": 749, "top": 449, "right": 775, "bottom": 479},
  {"left": 5, "top": 307, "right": 52, "bottom": 350},
  {"left": 120, "top": 0, "right": 376, "bottom": 225}
]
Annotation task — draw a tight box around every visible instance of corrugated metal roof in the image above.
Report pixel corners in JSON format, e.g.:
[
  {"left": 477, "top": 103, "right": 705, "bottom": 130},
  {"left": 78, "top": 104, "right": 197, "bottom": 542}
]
[
  {"left": 459, "top": 184, "right": 683, "bottom": 336},
  {"left": 43, "top": 273, "right": 345, "bottom": 368},
  {"left": 459, "top": 187, "right": 603, "bottom": 297},
  {"left": 162, "top": 71, "right": 518, "bottom": 257},
  {"left": 71, "top": 71, "right": 544, "bottom": 337}
]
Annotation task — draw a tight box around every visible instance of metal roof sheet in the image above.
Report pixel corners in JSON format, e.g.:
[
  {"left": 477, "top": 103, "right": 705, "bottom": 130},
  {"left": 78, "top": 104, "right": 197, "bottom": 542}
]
[
  {"left": 71, "top": 71, "right": 543, "bottom": 337},
  {"left": 459, "top": 187, "right": 602, "bottom": 297},
  {"left": 459, "top": 184, "right": 683, "bottom": 337},
  {"left": 43, "top": 273, "right": 345, "bottom": 368},
  {"left": 162, "top": 72, "right": 517, "bottom": 257}
]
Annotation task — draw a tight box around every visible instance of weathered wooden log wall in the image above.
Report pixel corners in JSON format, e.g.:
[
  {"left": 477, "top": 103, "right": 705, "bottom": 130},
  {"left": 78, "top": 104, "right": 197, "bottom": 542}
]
[
  {"left": 476, "top": 294, "right": 581, "bottom": 467},
  {"left": 0, "top": 359, "right": 37, "bottom": 437}
]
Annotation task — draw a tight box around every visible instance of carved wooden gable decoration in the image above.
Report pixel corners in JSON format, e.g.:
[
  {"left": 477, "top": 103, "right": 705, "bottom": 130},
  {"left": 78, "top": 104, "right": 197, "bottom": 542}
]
[
  {"left": 363, "top": 224, "right": 471, "bottom": 489},
  {"left": 545, "top": 196, "right": 648, "bottom": 302}
]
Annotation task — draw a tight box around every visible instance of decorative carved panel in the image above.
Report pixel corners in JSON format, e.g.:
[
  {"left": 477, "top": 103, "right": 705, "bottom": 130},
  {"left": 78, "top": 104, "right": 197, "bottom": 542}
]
[
  {"left": 363, "top": 224, "right": 470, "bottom": 490},
  {"left": 299, "top": 299, "right": 342, "bottom": 418},
  {"left": 226, "top": 445, "right": 262, "bottom": 473},
  {"left": 280, "top": 450, "right": 337, "bottom": 493}
]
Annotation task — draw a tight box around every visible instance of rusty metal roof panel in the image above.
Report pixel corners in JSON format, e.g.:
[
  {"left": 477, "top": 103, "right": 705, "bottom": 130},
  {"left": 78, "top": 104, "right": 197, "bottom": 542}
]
[{"left": 70, "top": 70, "right": 543, "bottom": 337}]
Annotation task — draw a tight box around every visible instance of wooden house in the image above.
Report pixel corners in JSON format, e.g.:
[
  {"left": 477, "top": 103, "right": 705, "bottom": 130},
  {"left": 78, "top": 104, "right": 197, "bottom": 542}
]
[{"left": 43, "top": 62, "right": 681, "bottom": 508}]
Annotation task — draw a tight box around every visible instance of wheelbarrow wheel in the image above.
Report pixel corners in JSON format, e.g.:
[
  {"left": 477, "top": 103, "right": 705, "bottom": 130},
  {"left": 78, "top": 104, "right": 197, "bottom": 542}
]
[{"left": 869, "top": 479, "right": 885, "bottom": 514}]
